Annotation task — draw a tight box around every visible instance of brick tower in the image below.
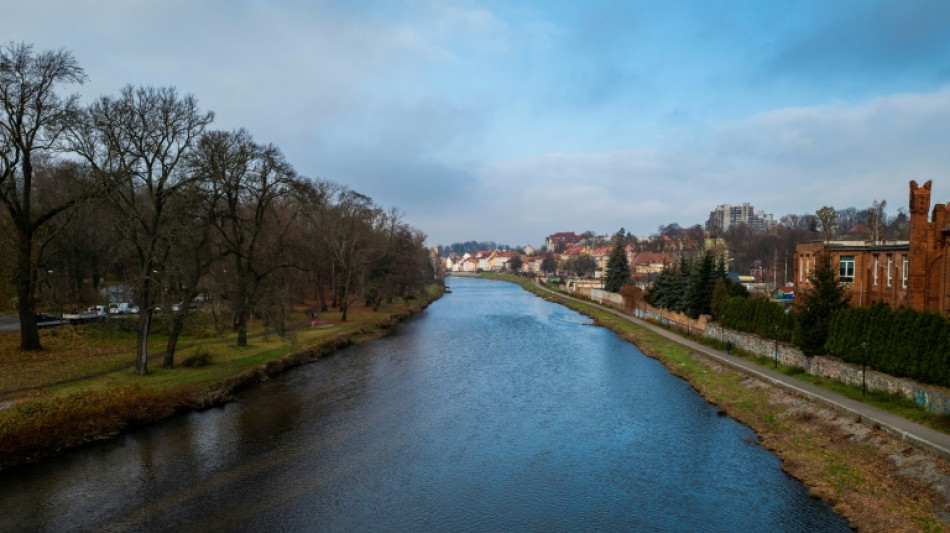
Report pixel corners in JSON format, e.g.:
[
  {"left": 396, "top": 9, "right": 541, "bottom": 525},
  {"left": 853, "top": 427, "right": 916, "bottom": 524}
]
[{"left": 907, "top": 180, "right": 931, "bottom": 310}]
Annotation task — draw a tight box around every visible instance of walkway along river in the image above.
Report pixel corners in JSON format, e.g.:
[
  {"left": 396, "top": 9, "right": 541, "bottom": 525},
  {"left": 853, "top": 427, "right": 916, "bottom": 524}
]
[{"left": 0, "top": 277, "right": 849, "bottom": 531}]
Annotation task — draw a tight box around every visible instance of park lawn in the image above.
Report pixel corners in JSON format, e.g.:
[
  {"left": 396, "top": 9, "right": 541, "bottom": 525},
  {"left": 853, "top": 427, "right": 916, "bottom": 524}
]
[
  {"left": 0, "top": 301, "right": 405, "bottom": 400},
  {"left": 0, "top": 287, "right": 442, "bottom": 471}
]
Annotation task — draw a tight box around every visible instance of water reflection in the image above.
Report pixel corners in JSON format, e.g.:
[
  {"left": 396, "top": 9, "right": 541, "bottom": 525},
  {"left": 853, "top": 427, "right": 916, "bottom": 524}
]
[{"left": 0, "top": 277, "right": 849, "bottom": 532}]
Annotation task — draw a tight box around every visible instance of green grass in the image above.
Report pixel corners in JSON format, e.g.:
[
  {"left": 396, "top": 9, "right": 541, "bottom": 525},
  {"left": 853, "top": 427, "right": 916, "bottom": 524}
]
[
  {"left": 528, "top": 279, "right": 950, "bottom": 437},
  {"left": 0, "top": 286, "right": 444, "bottom": 471},
  {"left": 516, "top": 281, "right": 945, "bottom": 529}
]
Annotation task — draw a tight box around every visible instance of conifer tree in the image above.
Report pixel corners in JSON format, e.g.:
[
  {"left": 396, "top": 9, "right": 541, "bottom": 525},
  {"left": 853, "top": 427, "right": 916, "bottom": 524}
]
[
  {"left": 795, "top": 252, "right": 849, "bottom": 355},
  {"left": 604, "top": 228, "right": 630, "bottom": 293}
]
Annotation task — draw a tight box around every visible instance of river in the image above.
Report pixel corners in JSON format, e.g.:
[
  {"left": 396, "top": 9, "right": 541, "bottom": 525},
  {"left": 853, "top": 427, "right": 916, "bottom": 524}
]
[{"left": 0, "top": 277, "right": 849, "bottom": 532}]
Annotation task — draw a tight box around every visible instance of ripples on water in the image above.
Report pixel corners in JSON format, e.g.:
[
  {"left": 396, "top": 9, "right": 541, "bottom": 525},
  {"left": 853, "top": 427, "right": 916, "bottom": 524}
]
[{"left": 0, "top": 277, "right": 849, "bottom": 532}]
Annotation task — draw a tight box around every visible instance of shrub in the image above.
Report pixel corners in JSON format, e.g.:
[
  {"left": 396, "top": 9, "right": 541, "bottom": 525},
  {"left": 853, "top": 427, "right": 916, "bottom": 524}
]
[
  {"left": 825, "top": 303, "right": 950, "bottom": 388},
  {"left": 180, "top": 347, "right": 213, "bottom": 368}
]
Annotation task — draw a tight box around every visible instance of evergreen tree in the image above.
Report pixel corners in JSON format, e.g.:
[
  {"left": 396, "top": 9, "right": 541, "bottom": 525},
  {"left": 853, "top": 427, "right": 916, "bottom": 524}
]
[
  {"left": 794, "top": 252, "right": 850, "bottom": 356},
  {"left": 671, "top": 256, "right": 691, "bottom": 313},
  {"left": 604, "top": 228, "right": 630, "bottom": 292},
  {"left": 647, "top": 268, "right": 674, "bottom": 308},
  {"left": 685, "top": 251, "right": 716, "bottom": 318},
  {"left": 715, "top": 253, "right": 728, "bottom": 279}
]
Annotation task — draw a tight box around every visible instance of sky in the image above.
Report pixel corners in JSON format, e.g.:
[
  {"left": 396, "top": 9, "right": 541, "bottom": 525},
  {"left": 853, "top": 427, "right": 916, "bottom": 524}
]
[{"left": 8, "top": 0, "right": 950, "bottom": 247}]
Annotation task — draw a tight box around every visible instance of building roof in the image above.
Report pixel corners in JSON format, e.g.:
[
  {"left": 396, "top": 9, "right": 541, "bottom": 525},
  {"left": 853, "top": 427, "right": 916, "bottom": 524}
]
[
  {"left": 563, "top": 244, "right": 590, "bottom": 256},
  {"left": 632, "top": 252, "right": 671, "bottom": 265},
  {"left": 801, "top": 239, "right": 909, "bottom": 252}
]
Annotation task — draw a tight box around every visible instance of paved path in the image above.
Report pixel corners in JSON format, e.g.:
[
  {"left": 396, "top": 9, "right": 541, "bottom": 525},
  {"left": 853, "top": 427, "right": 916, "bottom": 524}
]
[
  {"left": 0, "top": 315, "right": 18, "bottom": 334},
  {"left": 533, "top": 280, "right": 950, "bottom": 461}
]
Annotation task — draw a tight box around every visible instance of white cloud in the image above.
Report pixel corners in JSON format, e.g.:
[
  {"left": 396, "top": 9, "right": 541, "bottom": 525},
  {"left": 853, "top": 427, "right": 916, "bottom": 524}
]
[{"left": 464, "top": 86, "right": 950, "bottom": 245}]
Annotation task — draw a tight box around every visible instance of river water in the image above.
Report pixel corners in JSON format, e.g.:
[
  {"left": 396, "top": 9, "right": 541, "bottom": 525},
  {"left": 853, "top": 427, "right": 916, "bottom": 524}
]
[{"left": 0, "top": 277, "right": 849, "bottom": 532}]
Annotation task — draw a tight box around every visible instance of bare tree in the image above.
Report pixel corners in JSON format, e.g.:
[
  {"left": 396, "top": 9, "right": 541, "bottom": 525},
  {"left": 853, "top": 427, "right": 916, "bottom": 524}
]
[
  {"left": 198, "top": 130, "right": 298, "bottom": 346},
  {"left": 70, "top": 85, "right": 213, "bottom": 374},
  {"left": 159, "top": 178, "right": 220, "bottom": 367},
  {"left": 864, "top": 199, "right": 887, "bottom": 243},
  {"left": 0, "top": 42, "right": 88, "bottom": 350},
  {"left": 815, "top": 206, "right": 838, "bottom": 243},
  {"left": 324, "top": 188, "right": 383, "bottom": 321}
]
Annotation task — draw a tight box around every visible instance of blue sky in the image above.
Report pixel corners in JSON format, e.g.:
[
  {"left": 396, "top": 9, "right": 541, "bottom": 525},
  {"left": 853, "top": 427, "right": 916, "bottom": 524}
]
[{"left": 8, "top": 0, "right": 950, "bottom": 247}]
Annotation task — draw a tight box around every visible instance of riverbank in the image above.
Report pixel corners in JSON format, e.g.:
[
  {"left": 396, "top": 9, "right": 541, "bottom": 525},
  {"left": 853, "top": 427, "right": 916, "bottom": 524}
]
[
  {"left": 494, "top": 274, "right": 949, "bottom": 532},
  {"left": 0, "top": 285, "right": 443, "bottom": 471}
]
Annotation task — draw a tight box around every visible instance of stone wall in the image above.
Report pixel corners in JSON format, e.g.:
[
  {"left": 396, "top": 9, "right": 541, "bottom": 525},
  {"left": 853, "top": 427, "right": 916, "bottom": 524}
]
[
  {"left": 703, "top": 322, "right": 950, "bottom": 415},
  {"left": 634, "top": 303, "right": 710, "bottom": 335},
  {"left": 589, "top": 288, "right": 624, "bottom": 309},
  {"left": 563, "top": 286, "right": 950, "bottom": 414}
]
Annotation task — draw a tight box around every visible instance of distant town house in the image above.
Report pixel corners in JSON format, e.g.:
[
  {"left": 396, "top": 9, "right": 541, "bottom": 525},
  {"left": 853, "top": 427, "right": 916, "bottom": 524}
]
[
  {"left": 546, "top": 232, "right": 579, "bottom": 252},
  {"left": 488, "top": 251, "right": 518, "bottom": 272},
  {"left": 560, "top": 244, "right": 591, "bottom": 262},
  {"left": 591, "top": 246, "right": 613, "bottom": 278},
  {"left": 522, "top": 257, "right": 543, "bottom": 275},
  {"left": 631, "top": 252, "right": 672, "bottom": 276}
]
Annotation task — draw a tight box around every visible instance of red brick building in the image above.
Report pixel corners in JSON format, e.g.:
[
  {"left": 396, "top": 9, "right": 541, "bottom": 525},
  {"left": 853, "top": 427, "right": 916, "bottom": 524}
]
[{"left": 794, "top": 180, "right": 950, "bottom": 316}]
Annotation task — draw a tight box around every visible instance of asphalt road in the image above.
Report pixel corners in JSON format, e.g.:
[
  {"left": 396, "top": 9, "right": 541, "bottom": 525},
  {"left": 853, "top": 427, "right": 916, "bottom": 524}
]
[{"left": 0, "top": 315, "right": 18, "bottom": 333}]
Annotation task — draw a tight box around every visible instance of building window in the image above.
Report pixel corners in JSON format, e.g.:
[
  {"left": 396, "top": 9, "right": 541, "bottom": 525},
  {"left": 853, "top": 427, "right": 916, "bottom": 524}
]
[
  {"left": 873, "top": 255, "right": 879, "bottom": 286},
  {"left": 799, "top": 256, "right": 803, "bottom": 282},
  {"left": 838, "top": 255, "right": 855, "bottom": 283},
  {"left": 902, "top": 256, "right": 908, "bottom": 288},
  {"left": 887, "top": 255, "right": 893, "bottom": 287}
]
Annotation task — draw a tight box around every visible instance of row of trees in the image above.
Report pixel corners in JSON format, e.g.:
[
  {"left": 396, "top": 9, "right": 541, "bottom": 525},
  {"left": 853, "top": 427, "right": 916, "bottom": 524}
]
[
  {"left": 648, "top": 250, "right": 851, "bottom": 357},
  {"left": 645, "top": 251, "right": 728, "bottom": 318},
  {"left": 648, "top": 201, "right": 908, "bottom": 284},
  {"left": 0, "top": 42, "right": 433, "bottom": 373}
]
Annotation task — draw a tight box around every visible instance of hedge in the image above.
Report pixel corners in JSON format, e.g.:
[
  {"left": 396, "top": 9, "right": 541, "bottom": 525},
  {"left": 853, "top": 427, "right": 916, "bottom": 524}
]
[
  {"left": 825, "top": 303, "right": 950, "bottom": 388},
  {"left": 719, "top": 295, "right": 794, "bottom": 343}
]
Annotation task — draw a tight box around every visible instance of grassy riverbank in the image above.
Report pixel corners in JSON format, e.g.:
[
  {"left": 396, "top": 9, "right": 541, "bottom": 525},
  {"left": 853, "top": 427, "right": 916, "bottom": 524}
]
[
  {"left": 489, "top": 274, "right": 947, "bottom": 532},
  {"left": 0, "top": 285, "right": 443, "bottom": 471}
]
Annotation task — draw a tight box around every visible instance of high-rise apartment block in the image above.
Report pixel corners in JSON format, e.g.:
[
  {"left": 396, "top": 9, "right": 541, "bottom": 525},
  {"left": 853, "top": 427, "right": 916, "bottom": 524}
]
[{"left": 705, "top": 203, "right": 775, "bottom": 232}]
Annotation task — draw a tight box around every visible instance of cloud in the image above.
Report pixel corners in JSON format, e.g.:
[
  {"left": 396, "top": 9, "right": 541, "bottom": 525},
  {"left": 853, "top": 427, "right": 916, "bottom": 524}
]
[
  {"left": 8, "top": 1, "right": 950, "bottom": 248},
  {"left": 464, "top": 86, "right": 950, "bottom": 245}
]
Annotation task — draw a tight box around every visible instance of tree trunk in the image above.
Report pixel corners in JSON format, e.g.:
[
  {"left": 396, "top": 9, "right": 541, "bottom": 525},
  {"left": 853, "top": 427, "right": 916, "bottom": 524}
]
[
  {"left": 315, "top": 281, "right": 328, "bottom": 312},
  {"left": 135, "top": 277, "right": 152, "bottom": 375},
  {"left": 136, "top": 311, "right": 151, "bottom": 375},
  {"left": 236, "top": 310, "right": 248, "bottom": 346},
  {"left": 16, "top": 242, "right": 41, "bottom": 350},
  {"left": 340, "top": 285, "right": 349, "bottom": 322},
  {"left": 15, "top": 154, "right": 41, "bottom": 351},
  {"left": 164, "top": 311, "right": 187, "bottom": 368}
]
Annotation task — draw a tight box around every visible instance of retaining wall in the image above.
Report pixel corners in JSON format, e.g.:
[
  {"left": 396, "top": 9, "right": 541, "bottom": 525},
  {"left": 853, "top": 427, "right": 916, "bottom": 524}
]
[
  {"left": 702, "top": 322, "right": 950, "bottom": 415},
  {"left": 626, "top": 301, "right": 950, "bottom": 415}
]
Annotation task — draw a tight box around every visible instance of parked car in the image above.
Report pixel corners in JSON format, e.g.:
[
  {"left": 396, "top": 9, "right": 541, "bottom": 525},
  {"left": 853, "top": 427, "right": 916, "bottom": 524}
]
[
  {"left": 109, "top": 302, "right": 131, "bottom": 314},
  {"left": 62, "top": 306, "right": 106, "bottom": 325},
  {"left": 171, "top": 302, "right": 199, "bottom": 312},
  {"left": 35, "top": 312, "right": 64, "bottom": 328}
]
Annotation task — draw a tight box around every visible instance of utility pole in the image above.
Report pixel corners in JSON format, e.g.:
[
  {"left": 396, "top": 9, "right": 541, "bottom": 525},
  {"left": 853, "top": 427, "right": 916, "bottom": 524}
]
[{"left": 773, "top": 249, "right": 778, "bottom": 291}]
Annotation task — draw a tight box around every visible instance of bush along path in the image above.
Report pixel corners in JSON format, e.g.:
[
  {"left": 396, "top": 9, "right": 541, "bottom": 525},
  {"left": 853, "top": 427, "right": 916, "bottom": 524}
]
[
  {"left": 513, "top": 275, "right": 950, "bottom": 532},
  {"left": 0, "top": 286, "right": 443, "bottom": 471}
]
